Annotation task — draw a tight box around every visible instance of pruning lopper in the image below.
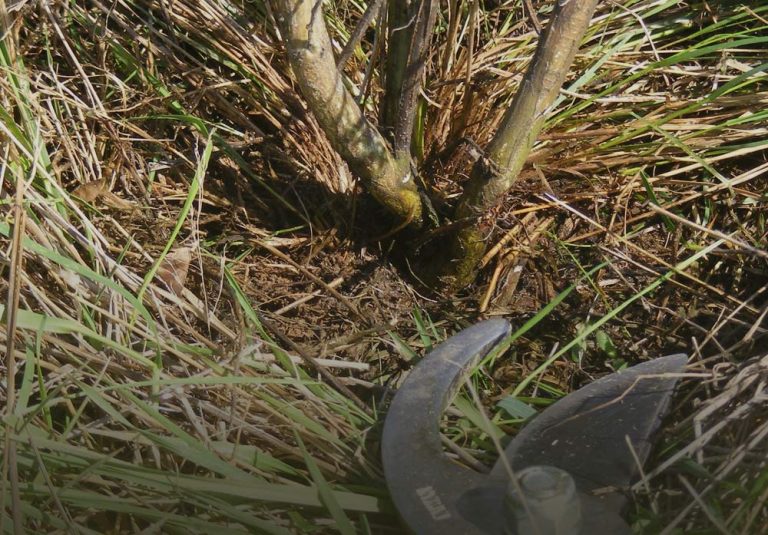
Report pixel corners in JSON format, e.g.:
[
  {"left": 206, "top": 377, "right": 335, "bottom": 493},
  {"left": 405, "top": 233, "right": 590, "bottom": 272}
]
[{"left": 382, "top": 319, "right": 686, "bottom": 534}]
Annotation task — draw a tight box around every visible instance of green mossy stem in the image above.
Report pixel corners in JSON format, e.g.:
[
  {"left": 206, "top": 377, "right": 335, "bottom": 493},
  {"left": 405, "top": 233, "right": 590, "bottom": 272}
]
[
  {"left": 275, "top": 0, "right": 422, "bottom": 224},
  {"left": 444, "top": 224, "right": 487, "bottom": 290},
  {"left": 442, "top": 0, "right": 600, "bottom": 289}
]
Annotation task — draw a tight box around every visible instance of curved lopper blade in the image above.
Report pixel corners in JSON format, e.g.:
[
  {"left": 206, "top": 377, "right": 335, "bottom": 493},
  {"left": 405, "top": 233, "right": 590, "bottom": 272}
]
[{"left": 382, "top": 319, "right": 687, "bottom": 534}]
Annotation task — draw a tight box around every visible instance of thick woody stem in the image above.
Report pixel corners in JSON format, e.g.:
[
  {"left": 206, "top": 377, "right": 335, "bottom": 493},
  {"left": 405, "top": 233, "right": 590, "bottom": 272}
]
[
  {"left": 381, "top": 0, "right": 437, "bottom": 157},
  {"left": 445, "top": 0, "right": 599, "bottom": 287},
  {"left": 380, "top": 0, "right": 413, "bottom": 138},
  {"left": 392, "top": 0, "right": 437, "bottom": 157},
  {"left": 274, "top": 0, "right": 422, "bottom": 223}
]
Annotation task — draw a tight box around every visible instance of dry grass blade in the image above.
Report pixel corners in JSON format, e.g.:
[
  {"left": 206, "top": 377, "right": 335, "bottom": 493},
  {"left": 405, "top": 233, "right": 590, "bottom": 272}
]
[{"left": 2, "top": 145, "right": 28, "bottom": 535}]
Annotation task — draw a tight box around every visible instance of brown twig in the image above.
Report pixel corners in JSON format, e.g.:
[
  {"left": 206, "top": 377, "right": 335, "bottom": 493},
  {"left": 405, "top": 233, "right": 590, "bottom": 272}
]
[
  {"left": 522, "top": 0, "right": 542, "bottom": 33},
  {"left": 336, "top": 0, "right": 385, "bottom": 69}
]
